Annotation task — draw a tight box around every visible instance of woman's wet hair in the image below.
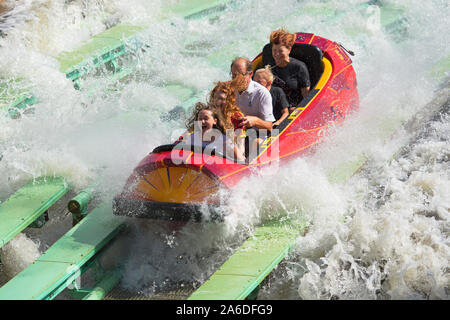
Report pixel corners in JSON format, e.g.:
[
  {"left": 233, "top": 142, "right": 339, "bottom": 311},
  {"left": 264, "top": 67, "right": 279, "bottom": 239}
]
[
  {"left": 270, "top": 27, "right": 296, "bottom": 48},
  {"left": 209, "top": 81, "right": 242, "bottom": 130}
]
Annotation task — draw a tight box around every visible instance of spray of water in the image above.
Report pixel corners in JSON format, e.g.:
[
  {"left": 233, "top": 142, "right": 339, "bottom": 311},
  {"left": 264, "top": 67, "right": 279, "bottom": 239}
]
[{"left": 0, "top": 0, "right": 448, "bottom": 298}]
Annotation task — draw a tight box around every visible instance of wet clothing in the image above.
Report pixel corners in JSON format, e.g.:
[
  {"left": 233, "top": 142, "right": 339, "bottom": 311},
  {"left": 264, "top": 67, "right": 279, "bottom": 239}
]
[
  {"left": 272, "top": 57, "right": 310, "bottom": 107},
  {"left": 270, "top": 86, "right": 289, "bottom": 121}
]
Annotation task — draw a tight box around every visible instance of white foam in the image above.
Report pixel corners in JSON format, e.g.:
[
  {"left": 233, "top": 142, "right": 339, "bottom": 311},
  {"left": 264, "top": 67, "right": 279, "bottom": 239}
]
[{"left": 0, "top": 233, "right": 41, "bottom": 278}]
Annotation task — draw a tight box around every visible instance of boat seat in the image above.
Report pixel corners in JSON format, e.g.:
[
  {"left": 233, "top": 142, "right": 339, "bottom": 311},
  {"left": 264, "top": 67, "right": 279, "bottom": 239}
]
[{"left": 261, "top": 42, "right": 324, "bottom": 89}]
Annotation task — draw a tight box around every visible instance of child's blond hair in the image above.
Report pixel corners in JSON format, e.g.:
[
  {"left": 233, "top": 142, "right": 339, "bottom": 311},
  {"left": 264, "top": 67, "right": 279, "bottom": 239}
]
[{"left": 254, "top": 65, "right": 274, "bottom": 83}]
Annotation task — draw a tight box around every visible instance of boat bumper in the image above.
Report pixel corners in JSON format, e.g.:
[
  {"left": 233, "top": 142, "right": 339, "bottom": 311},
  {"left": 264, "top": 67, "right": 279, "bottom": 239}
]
[{"left": 112, "top": 196, "right": 224, "bottom": 222}]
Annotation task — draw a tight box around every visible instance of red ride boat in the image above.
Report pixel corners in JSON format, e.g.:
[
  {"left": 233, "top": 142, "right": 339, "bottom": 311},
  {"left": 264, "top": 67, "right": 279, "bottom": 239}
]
[{"left": 113, "top": 32, "right": 359, "bottom": 222}]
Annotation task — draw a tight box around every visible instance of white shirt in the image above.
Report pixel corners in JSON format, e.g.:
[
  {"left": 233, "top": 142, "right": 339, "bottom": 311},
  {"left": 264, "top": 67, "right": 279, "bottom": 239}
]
[
  {"left": 236, "top": 80, "right": 275, "bottom": 122},
  {"left": 184, "top": 131, "right": 239, "bottom": 159}
]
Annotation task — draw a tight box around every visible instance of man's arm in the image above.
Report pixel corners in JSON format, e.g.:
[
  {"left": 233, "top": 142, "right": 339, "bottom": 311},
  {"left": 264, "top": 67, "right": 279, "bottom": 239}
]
[
  {"left": 273, "top": 108, "right": 289, "bottom": 126},
  {"left": 239, "top": 115, "right": 273, "bottom": 131},
  {"left": 274, "top": 87, "right": 290, "bottom": 126}
]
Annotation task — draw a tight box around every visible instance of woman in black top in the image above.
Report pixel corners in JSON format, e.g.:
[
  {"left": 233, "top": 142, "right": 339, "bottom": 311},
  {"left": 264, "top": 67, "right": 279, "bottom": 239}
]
[{"left": 268, "top": 28, "right": 311, "bottom": 109}]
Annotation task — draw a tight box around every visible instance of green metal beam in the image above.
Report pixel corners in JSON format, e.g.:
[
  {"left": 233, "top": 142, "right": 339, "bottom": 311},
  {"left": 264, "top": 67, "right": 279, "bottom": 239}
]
[
  {"left": 68, "top": 184, "right": 97, "bottom": 215},
  {"left": 0, "top": 201, "right": 125, "bottom": 300},
  {"left": 161, "top": 0, "right": 235, "bottom": 20},
  {"left": 0, "top": 177, "right": 69, "bottom": 249},
  {"left": 68, "top": 183, "right": 99, "bottom": 226},
  {"left": 57, "top": 25, "right": 145, "bottom": 75},
  {"left": 188, "top": 218, "right": 307, "bottom": 300},
  {"left": 82, "top": 269, "right": 122, "bottom": 300}
]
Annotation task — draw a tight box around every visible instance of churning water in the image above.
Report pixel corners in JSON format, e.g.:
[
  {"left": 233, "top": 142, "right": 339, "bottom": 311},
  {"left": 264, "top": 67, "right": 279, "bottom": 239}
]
[{"left": 0, "top": 0, "right": 448, "bottom": 299}]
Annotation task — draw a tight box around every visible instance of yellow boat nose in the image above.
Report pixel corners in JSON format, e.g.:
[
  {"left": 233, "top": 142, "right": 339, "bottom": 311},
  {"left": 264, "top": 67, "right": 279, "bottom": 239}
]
[{"left": 131, "top": 166, "right": 221, "bottom": 204}]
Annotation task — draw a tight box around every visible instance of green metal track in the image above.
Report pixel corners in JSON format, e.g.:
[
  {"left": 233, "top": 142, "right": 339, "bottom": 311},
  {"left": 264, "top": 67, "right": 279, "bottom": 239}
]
[
  {"left": 162, "top": 0, "right": 236, "bottom": 20},
  {"left": 1, "top": 24, "right": 146, "bottom": 117},
  {"left": 57, "top": 25, "right": 145, "bottom": 77},
  {"left": 0, "top": 201, "right": 125, "bottom": 300},
  {"left": 0, "top": 177, "right": 69, "bottom": 249},
  {"left": 189, "top": 218, "right": 307, "bottom": 300},
  {"left": 0, "top": 78, "right": 37, "bottom": 118}
]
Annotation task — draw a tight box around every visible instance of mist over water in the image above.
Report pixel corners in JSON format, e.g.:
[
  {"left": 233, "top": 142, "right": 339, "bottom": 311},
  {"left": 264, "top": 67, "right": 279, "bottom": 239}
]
[{"left": 0, "top": 0, "right": 448, "bottom": 299}]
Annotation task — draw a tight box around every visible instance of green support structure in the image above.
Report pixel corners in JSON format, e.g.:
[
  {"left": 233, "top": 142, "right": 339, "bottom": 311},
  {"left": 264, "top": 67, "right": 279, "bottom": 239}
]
[
  {"left": 189, "top": 219, "right": 307, "bottom": 300},
  {"left": 57, "top": 24, "right": 146, "bottom": 89},
  {"left": 68, "top": 183, "right": 98, "bottom": 225},
  {"left": 0, "top": 78, "right": 37, "bottom": 118},
  {"left": 0, "top": 201, "right": 125, "bottom": 300},
  {"left": 82, "top": 269, "right": 122, "bottom": 300},
  {"left": 7, "top": 94, "right": 37, "bottom": 118},
  {"left": 0, "top": 24, "right": 145, "bottom": 118},
  {"left": 68, "top": 185, "right": 96, "bottom": 215},
  {"left": 0, "top": 177, "right": 69, "bottom": 249},
  {"left": 162, "top": 0, "right": 236, "bottom": 20}
]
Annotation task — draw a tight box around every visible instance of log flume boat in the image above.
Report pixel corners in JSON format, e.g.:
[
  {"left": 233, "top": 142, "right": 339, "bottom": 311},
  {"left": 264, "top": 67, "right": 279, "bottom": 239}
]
[{"left": 112, "top": 32, "right": 359, "bottom": 222}]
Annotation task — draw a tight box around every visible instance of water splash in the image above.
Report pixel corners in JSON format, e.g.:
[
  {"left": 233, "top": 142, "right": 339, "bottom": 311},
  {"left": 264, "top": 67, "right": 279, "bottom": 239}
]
[{"left": 0, "top": 233, "right": 41, "bottom": 279}]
